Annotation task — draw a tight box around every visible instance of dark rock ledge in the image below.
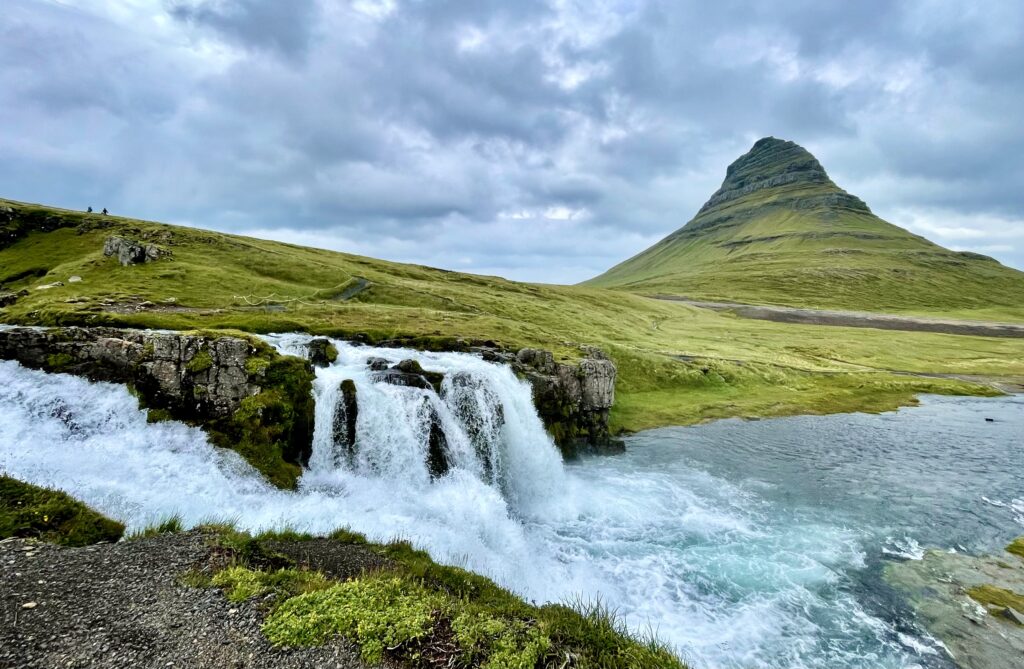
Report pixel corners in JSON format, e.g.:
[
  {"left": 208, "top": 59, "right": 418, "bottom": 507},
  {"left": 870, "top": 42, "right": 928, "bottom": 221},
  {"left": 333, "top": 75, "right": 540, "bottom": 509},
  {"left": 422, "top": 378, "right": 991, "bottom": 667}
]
[{"left": 0, "top": 326, "right": 314, "bottom": 489}]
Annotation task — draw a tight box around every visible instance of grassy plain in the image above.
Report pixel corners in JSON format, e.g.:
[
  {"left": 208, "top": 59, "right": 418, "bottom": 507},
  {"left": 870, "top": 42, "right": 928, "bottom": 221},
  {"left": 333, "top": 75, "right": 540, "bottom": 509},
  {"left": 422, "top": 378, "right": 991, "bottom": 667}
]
[{"left": 2, "top": 198, "right": 1023, "bottom": 433}]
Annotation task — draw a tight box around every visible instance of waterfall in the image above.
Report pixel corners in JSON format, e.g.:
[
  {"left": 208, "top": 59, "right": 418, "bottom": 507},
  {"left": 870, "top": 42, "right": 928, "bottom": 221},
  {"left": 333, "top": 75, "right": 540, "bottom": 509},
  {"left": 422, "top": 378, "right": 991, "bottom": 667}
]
[{"left": 264, "top": 334, "right": 566, "bottom": 516}]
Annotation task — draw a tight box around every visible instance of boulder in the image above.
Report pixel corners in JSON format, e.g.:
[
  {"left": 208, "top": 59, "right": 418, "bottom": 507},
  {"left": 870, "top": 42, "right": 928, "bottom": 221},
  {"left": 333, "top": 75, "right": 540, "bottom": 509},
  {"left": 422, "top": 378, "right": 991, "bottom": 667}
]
[
  {"left": 331, "top": 379, "right": 358, "bottom": 460},
  {"left": 372, "top": 359, "right": 445, "bottom": 393},
  {"left": 307, "top": 338, "right": 337, "bottom": 368},
  {"left": 365, "top": 356, "right": 390, "bottom": 371},
  {"left": 0, "top": 290, "right": 27, "bottom": 307},
  {"left": 103, "top": 236, "right": 170, "bottom": 266},
  {"left": 425, "top": 402, "right": 450, "bottom": 479}
]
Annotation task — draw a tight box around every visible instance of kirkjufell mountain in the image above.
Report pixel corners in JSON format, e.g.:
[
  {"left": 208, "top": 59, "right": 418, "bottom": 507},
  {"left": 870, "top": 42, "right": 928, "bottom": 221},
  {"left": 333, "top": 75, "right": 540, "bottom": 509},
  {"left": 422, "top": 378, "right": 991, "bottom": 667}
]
[{"left": 586, "top": 137, "right": 1024, "bottom": 317}]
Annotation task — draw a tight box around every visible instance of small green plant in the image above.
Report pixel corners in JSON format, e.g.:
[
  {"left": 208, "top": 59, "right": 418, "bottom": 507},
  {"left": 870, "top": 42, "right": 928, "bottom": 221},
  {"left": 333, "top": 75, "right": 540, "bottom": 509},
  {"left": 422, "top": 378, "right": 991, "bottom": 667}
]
[
  {"left": 212, "top": 565, "right": 331, "bottom": 603},
  {"left": 186, "top": 348, "right": 213, "bottom": 373},
  {"left": 1006, "top": 537, "right": 1024, "bottom": 559},
  {"left": 128, "top": 514, "right": 184, "bottom": 539},
  {"left": 328, "top": 526, "right": 368, "bottom": 544}
]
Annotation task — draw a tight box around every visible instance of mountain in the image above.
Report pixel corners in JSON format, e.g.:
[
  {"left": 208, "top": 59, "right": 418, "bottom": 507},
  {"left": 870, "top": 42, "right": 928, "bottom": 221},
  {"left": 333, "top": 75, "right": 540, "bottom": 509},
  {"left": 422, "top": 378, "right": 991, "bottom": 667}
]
[{"left": 585, "top": 137, "right": 1024, "bottom": 320}]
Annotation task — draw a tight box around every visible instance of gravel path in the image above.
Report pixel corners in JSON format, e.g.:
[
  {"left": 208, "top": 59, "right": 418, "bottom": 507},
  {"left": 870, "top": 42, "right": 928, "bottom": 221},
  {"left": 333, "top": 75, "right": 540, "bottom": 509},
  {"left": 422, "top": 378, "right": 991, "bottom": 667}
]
[
  {"left": 652, "top": 295, "right": 1024, "bottom": 338},
  {"left": 0, "top": 531, "right": 374, "bottom": 669}
]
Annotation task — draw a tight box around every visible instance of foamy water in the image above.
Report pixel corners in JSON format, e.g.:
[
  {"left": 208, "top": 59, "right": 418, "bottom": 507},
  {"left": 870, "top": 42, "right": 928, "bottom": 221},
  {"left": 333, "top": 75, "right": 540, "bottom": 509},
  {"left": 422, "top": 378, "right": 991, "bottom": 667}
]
[{"left": 2, "top": 338, "right": 1021, "bottom": 668}]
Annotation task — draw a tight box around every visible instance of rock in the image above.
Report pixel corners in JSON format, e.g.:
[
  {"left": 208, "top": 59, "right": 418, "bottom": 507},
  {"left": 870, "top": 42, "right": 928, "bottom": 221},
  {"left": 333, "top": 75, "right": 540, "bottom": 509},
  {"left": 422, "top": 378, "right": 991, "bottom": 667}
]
[
  {"left": 307, "top": 338, "right": 337, "bottom": 368},
  {"left": 103, "top": 236, "right": 170, "bottom": 266},
  {"left": 21, "top": 602, "right": 37, "bottom": 609},
  {"left": 68, "top": 275, "right": 83, "bottom": 283},
  {"left": 35, "top": 282, "right": 64, "bottom": 290},
  {"left": 365, "top": 357, "right": 390, "bottom": 371},
  {"left": 512, "top": 347, "right": 622, "bottom": 457},
  {"left": 0, "top": 326, "right": 314, "bottom": 488},
  {"left": 0, "top": 291, "right": 26, "bottom": 307},
  {"left": 331, "top": 380, "right": 358, "bottom": 460},
  {"left": 372, "top": 359, "right": 445, "bottom": 393},
  {"left": 425, "top": 403, "right": 449, "bottom": 479},
  {"left": 1001, "top": 607, "right": 1024, "bottom": 626}
]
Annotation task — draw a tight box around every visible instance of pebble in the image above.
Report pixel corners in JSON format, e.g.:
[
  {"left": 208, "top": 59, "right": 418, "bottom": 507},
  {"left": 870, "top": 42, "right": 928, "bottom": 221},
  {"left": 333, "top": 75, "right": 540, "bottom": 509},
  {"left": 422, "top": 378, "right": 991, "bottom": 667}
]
[{"left": 22, "top": 602, "right": 38, "bottom": 609}]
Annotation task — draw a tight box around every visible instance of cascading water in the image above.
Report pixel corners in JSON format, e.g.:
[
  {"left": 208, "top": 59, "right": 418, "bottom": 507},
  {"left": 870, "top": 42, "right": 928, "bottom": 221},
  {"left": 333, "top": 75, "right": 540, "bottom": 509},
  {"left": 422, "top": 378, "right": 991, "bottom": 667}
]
[
  {"left": 2, "top": 335, "right": 1022, "bottom": 669},
  {"left": 264, "top": 334, "right": 567, "bottom": 516}
]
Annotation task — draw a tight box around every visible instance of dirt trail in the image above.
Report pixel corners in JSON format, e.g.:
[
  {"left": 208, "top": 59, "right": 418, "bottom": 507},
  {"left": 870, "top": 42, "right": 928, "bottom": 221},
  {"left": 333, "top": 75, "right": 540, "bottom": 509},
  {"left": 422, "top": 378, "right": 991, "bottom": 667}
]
[{"left": 652, "top": 295, "right": 1024, "bottom": 338}]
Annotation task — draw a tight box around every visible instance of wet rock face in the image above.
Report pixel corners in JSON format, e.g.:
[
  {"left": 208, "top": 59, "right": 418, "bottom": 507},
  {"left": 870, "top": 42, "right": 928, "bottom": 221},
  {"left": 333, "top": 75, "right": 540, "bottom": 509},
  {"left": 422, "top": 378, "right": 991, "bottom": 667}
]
[
  {"left": 307, "top": 338, "right": 337, "bottom": 368},
  {"left": 103, "top": 236, "right": 170, "bottom": 266},
  {"left": 0, "top": 327, "right": 259, "bottom": 419},
  {"left": 331, "top": 379, "right": 358, "bottom": 462},
  {"left": 0, "top": 326, "right": 315, "bottom": 488},
  {"left": 509, "top": 347, "right": 622, "bottom": 457},
  {"left": 371, "top": 359, "right": 445, "bottom": 393}
]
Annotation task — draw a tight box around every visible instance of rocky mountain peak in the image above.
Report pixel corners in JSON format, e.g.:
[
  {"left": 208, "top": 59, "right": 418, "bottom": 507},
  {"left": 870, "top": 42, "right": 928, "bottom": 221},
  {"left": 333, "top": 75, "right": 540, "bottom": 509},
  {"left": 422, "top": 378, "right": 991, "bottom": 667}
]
[{"left": 697, "top": 137, "right": 867, "bottom": 215}]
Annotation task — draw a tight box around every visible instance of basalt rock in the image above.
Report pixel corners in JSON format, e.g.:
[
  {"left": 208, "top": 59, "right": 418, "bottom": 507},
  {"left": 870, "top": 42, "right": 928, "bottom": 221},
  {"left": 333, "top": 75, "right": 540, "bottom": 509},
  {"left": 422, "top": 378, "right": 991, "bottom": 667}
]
[
  {"left": 307, "top": 338, "right": 338, "bottom": 368},
  {"left": 0, "top": 326, "right": 314, "bottom": 489},
  {"left": 372, "top": 359, "right": 445, "bottom": 393},
  {"left": 365, "top": 356, "right": 390, "bottom": 371},
  {"left": 332, "top": 379, "right": 359, "bottom": 462},
  {"left": 511, "top": 347, "right": 622, "bottom": 457},
  {"left": 103, "top": 235, "right": 170, "bottom": 266}
]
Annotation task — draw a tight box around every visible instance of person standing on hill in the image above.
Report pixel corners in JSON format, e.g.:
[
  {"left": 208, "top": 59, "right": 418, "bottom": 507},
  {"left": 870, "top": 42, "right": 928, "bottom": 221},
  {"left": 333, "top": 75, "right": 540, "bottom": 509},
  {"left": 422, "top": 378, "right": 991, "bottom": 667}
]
[{"left": 87, "top": 206, "right": 92, "bottom": 213}]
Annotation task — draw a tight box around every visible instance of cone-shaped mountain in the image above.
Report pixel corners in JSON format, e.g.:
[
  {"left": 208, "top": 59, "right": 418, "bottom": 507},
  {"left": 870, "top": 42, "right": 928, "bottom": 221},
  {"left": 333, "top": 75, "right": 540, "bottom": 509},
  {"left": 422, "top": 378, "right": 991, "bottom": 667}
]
[{"left": 585, "top": 137, "right": 1024, "bottom": 317}]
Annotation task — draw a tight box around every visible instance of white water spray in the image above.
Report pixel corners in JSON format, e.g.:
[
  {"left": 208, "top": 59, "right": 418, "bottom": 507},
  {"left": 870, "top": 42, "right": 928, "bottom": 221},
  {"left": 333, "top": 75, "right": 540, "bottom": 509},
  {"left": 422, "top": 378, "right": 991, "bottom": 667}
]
[{"left": 5, "top": 336, "right": 1010, "bottom": 668}]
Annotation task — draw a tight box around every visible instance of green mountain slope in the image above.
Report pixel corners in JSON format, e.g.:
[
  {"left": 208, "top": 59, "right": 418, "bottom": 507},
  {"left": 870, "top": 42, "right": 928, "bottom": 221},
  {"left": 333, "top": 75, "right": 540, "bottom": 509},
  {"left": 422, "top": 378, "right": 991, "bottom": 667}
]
[
  {"left": 2, "top": 197, "right": 1023, "bottom": 433},
  {"left": 585, "top": 137, "right": 1024, "bottom": 321}
]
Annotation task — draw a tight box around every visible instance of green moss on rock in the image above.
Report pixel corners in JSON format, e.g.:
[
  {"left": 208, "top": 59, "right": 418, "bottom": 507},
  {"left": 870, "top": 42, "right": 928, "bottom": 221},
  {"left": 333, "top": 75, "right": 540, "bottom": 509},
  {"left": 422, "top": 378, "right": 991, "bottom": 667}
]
[
  {"left": 0, "top": 476, "right": 124, "bottom": 546},
  {"left": 1007, "top": 537, "right": 1024, "bottom": 559}
]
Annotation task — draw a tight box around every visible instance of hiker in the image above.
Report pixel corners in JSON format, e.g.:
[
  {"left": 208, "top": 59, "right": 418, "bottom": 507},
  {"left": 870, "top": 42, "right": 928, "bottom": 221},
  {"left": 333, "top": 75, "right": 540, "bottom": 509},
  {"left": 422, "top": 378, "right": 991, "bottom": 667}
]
[
  {"left": 87, "top": 206, "right": 92, "bottom": 213},
  {"left": 102, "top": 208, "right": 108, "bottom": 215}
]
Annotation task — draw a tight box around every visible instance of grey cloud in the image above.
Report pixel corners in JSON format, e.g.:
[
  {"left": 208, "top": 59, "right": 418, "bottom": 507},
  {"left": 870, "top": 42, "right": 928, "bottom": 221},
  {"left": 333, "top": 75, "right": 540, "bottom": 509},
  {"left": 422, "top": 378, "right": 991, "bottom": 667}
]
[
  {"left": 0, "top": 0, "right": 1022, "bottom": 280},
  {"left": 169, "top": 0, "right": 319, "bottom": 59}
]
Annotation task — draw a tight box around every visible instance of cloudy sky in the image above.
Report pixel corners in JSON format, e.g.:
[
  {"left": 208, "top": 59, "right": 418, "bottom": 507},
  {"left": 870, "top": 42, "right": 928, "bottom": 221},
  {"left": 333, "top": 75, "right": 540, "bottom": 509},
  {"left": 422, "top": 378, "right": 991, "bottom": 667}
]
[{"left": 3, "top": 0, "right": 1023, "bottom": 281}]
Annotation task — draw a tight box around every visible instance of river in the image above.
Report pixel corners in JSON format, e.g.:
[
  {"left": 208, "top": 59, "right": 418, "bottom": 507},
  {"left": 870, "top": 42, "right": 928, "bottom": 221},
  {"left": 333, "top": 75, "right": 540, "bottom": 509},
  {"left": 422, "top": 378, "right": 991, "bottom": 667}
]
[{"left": 1, "top": 337, "right": 1020, "bottom": 669}]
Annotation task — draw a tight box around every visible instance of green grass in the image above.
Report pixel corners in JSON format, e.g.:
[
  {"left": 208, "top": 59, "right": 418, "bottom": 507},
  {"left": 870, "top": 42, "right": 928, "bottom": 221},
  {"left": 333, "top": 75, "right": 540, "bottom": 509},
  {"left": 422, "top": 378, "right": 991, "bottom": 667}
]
[
  {"left": 197, "top": 526, "right": 685, "bottom": 668},
  {"left": 127, "top": 514, "right": 184, "bottom": 540},
  {"left": 0, "top": 475, "right": 124, "bottom": 546},
  {"left": 1006, "top": 537, "right": 1024, "bottom": 560},
  {"left": 585, "top": 141, "right": 1024, "bottom": 322},
  {"left": 2, "top": 197, "right": 1023, "bottom": 434}
]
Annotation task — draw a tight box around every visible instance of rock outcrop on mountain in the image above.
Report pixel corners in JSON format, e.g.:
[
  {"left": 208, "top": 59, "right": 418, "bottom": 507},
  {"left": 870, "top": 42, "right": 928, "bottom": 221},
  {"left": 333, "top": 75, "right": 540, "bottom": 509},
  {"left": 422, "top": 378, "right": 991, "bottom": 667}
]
[{"left": 0, "top": 326, "right": 314, "bottom": 489}]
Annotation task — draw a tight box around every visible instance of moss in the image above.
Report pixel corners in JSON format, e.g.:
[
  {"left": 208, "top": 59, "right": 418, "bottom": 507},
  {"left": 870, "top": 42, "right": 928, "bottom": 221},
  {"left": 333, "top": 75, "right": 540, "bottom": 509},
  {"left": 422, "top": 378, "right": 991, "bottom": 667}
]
[
  {"left": 0, "top": 475, "right": 124, "bottom": 546},
  {"left": 325, "top": 342, "right": 338, "bottom": 363},
  {"left": 146, "top": 408, "right": 173, "bottom": 423},
  {"left": 186, "top": 347, "right": 213, "bottom": 373},
  {"left": 45, "top": 352, "right": 74, "bottom": 370},
  {"left": 245, "top": 356, "right": 270, "bottom": 375},
  {"left": 1007, "top": 537, "right": 1024, "bottom": 559},
  {"left": 967, "top": 584, "right": 1024, "bottom": 623},
  {"left": 264, "top": 575, "right": 444, "bottom": 662},
  {"left": 213, "top": 565, "right": 330, "bottom": 603}
]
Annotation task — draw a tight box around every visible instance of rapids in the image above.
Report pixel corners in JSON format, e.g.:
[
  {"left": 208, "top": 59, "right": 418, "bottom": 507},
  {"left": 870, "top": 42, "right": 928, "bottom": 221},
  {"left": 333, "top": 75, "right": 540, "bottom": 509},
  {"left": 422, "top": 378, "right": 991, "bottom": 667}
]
[{"left": 1, "top": 336, "right": 1021, "bottom": 668}]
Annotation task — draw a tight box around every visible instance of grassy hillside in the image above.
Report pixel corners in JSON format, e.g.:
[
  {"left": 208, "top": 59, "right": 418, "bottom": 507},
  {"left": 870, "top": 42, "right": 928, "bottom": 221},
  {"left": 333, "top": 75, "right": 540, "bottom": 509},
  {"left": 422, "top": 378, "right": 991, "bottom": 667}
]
[
  {"left": 586, "top": 138, "right": 1024, "bottom": 321},
  {"left": 2, "top": 197, "right": 1023, "bottom": 433}
]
